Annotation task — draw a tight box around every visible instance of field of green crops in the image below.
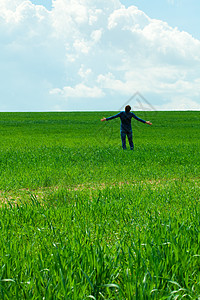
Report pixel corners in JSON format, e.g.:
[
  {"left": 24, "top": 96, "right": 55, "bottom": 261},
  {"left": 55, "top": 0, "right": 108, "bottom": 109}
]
[{"left": 0, "top": 111, "right": 199, "bottom": 299}]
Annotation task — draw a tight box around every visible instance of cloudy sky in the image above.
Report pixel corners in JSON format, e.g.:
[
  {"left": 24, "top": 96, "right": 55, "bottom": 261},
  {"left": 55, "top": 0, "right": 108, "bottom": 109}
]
[{"left": 0, "top": 0, "right": 200, "bottom": 111}]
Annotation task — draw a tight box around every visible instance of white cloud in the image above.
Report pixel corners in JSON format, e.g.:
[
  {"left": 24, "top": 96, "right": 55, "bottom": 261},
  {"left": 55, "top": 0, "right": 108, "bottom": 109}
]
[
  {"left": 50, "top": 84, "right": 104, "bottom": 98},
  {"left": 73, "top": 39, "right": 90, "bottom": 54},
  {"left": 0, "top": 0, "right": 200, "bottom": 111},
  {"left": 78, "top": 65, "right": 92, "bottom": 79},
  {"left": 108, "top": 6, "right": 150, "bottom": 30},
  {"left": 91, "top": 29, "right": 103, "bottom": 43},
  {"left": 97, "top": 72, "right": 131, "bottom": 94}
]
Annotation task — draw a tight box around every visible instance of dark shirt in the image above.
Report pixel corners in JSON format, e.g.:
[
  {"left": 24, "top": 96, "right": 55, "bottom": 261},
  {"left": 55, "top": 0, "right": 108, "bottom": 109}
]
[{"left": 106, "top": 111, "right": 146, "bottom": 132}]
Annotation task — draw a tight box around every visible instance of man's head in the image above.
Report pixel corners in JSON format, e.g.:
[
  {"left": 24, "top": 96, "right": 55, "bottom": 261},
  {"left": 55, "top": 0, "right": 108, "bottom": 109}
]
[{"left": 125, "top": 105, "right": 131, "bottom": 113}]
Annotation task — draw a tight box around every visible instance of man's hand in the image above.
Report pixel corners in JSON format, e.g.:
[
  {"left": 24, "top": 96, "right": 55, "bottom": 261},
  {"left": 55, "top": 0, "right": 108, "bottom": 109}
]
[
  {"left": 101, "top": 118, "right": 106, "bottom": 122},
  {"left": 146, "top": 121, "right": 152, "bottom": 125}
]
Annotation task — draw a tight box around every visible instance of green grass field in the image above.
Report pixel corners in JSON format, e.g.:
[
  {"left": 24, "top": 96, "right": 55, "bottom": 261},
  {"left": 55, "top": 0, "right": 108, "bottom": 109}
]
[{"left": 0, "top": 111, "right": 199, "bottom": 299}]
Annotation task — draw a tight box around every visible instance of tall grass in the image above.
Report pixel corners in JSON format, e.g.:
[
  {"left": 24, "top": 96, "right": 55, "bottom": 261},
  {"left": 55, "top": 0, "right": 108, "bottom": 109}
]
[
  {"left": 0, "top": 111, "right": 199, "bottom": 299},
  {"left": 1, "top": 183, "right": 199, "bottom": 299},
  {"left": 0, "top": 111, "right": 199, "bottom": 191}
]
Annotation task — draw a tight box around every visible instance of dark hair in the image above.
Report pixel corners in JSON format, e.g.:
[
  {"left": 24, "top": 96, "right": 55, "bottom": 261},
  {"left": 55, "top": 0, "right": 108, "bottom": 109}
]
[{"left": 125, "top": 105, "right": 131, "bottom": 113}]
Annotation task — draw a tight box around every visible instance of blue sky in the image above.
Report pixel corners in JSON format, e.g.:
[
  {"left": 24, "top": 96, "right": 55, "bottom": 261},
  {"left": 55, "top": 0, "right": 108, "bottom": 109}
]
[{"left": 0, "top": 0, "right": 200, "bottom": 111}]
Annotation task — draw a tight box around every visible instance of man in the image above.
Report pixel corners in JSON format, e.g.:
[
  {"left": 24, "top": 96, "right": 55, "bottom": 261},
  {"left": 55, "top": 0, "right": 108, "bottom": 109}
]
[{"left": 101, "top": 105, "right": 152, "bottom": 150}]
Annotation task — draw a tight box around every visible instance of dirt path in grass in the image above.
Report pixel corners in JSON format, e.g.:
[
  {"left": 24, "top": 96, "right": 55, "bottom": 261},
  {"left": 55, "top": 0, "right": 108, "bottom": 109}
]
[{"left": 0, "top": 178, "right": 199, "bottom": 206}]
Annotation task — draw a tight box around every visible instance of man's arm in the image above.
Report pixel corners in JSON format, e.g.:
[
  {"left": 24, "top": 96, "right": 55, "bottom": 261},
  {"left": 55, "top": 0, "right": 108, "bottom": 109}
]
[
  {"left": 132, "top": 113, "right": 152, "bottom": 125},
  {"left": 101, "top": 112, "right": 121, "bottom": 122}
]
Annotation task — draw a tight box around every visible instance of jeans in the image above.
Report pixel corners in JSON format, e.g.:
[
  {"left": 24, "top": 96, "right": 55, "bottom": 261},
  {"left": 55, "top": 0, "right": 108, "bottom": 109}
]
[{"left": 121, "top": 130, "right": 134, "bottom": 150}]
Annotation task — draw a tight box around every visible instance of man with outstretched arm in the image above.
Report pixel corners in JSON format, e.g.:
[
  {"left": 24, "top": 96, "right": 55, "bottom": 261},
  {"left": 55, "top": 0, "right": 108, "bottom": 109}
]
[{"left": 101, "top": 105, "right": 152, "bottom": 150}]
